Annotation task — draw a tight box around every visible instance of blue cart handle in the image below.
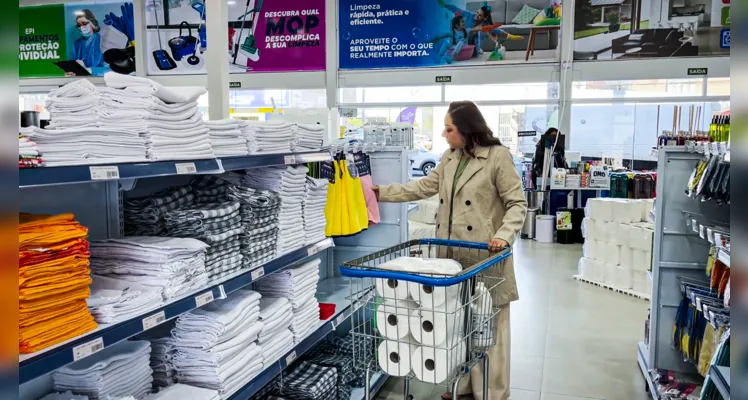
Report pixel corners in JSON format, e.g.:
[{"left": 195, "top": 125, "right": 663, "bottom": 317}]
[{"left": 340, "top": 241, "right": 512, "bottom": 287}]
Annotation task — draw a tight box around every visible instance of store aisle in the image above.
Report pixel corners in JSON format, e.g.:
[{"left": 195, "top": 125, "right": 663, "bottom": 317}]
[{"left": 376, "top": 240, "right": 650, "bottom": 400}]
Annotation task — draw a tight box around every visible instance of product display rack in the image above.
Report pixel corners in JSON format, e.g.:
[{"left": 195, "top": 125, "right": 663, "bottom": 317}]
[{"left": 640, "top": 146, "right": 730, "bottom": 397}]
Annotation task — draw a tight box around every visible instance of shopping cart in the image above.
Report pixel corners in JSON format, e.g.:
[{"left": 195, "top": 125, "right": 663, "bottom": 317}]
[{"left": 340, "top": 238, "right": 511, "bottom": 399}]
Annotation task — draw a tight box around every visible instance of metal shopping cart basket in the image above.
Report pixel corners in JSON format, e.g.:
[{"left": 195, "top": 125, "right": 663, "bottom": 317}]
[{"left": 340, "top": 238, "right": 511, "bottom": 399}]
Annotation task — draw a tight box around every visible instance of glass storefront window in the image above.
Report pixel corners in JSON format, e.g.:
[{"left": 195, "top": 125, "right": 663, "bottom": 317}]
[
  {"left": 572, "top": 79, "right": 704, "bottom": 99},
  {"left": 706, "top": 78, "right": 730, "bottom": 96},
  {"left": 339, "top": 86, "right": 442, "bottom": 104},
  {"left": 445, "top": 82, "right": 560, "bottom": 102}
]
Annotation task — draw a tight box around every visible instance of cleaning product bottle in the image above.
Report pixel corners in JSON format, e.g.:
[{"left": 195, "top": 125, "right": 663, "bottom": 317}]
[{"left": 471, "top": 282, "right": 493, "bottom": 347}]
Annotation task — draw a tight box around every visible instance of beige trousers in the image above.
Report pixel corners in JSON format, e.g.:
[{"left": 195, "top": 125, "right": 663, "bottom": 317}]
[{"left": 457, "top": 303, "right": 511, "bottom": 400}]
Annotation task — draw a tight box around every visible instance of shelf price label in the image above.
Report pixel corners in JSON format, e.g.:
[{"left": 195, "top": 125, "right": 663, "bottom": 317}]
[
  {"left": 251, "top": 267, "right": 265, "bottom": 281},
  {"left": 89, "top": 166, "right": 120, "bottom": 180},
  {"left": 73, "top": 337, "right": 104, "bottom": 361},
  {"left": 333, "top": 313, "right": 346, "bottom": 328},
  {"left": 285, "top": 351, "right": 297, "bottom": 366},
  {"left": 195, "top": 291, "right": 215, "bottom": 307},
  {"left": 284, "top": 155, "right": 296, "bottom": 165},
  {"left": 175, "top": 163, "right": 198, "bottom": 174},
  {"left": 142, "top": 311, "right": 166, "bottom": 330},
  {"left": 307, "top": 246, "right": 319, "bottom": 257}
]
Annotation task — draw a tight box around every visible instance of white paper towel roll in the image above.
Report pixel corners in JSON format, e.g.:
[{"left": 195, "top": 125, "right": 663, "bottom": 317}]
[
  {"left": 375, "top": 278, "right": 410, "bottom": 300},
  {"left": 601, "top": 263, "right": 616, "bottom": 285},
  {"left": 377, "top": 336, "right": 418, "bottom": 377},
  {"left": 411, "top": 344, "right": 466, "bottom": 384},
  {"left": 613, "top": 265, "right": 633, "bottom": 289},
  {"left": 408, "top": 282, "right": 461, "bottom": 308},
  {"left": 632, "top": 271, "right": 648, "bottom": 294},
  {"left": 620, "top": 246, "right": 634, "bottom": 268},
  {"left": 632, "top": 249, "right": 652, "bottom": 272},
  {"left": 582, "top": 218, "right": 595, "bottom": 238},
  {"left": 376, "top": 299, "right": 418, "bottom": 340},
  {"left": 409, "top": 300, "right": 463, "bottom": 347},
  {"left": 578, "top": 257, "right": 594, "bottom": 280}
]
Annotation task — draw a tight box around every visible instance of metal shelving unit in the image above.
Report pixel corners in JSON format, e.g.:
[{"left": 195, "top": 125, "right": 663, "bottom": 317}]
[{"left": 711, "top": 366, "right": 730, "bottom": 400}]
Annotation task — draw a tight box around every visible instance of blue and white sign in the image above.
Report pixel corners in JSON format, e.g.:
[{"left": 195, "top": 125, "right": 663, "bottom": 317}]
[{"left": 720, "top": 29, "right": 730, "bottom": 49}]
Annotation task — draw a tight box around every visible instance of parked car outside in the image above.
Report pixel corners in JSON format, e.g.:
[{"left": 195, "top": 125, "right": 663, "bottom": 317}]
[{"left": 408, "top": 147, "right": 441, "bottom": 175}]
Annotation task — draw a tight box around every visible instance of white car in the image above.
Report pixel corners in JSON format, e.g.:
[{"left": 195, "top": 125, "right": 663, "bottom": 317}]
[{"left": 408, "top": 147, "right": 441, "bottom": 175}]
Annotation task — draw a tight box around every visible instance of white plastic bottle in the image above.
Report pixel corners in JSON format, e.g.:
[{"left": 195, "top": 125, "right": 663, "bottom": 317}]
[{"left": 470, "top": 282, "right": 494, "bottom": 347}]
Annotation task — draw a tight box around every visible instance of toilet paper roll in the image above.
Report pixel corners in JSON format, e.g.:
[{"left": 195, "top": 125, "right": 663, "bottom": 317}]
[
  {"left": 620, "top": 246, "right": 634, "bottom": 269},
  {"left": 640, "top": 199, "right": 654, "bottom": 222},
  {"left": 578, "top": 257, "right": 595, "bottom": 280},
  {"left": 375, "top": 299, "right": 418, "bottom": 340},
  {"left": 583, "top": 239, "right": 595, "bottom": 259},
  {"left": 409, "top": 300, "right": 463, "bottom": 347},
  {"left": 613, "top": 265, "right": 633, "bottom": 289},
  {"left": 632, "top": 249, "right": 652, "bottom": 272},
  {"left": 632, "top": 271, "right": 648, "bottom": 294},
  {"left": 593, "top": 220, "right": 607, "bottom": 243},
  {"left": 408, "top": 282, "right": 461, "bottom": 308},
  {"left": 582, "top": 218, "right": 595, "bottom": 238},
  {"left": 601, "top": 263, "right": 616, "bottom": 285},
  {"left": 610, "top": 200, "right": 629, "bottom": 224},
  {"left": 377, "top": 336, "right": 418, "bottom": 377},
  {"left": 589, "top": 198, "right": 614, "bottom": 221},
  {"left": 411, "top": 344, "right": 467, "bottom": 384},
  {"left": 375, "top": 278, "right": 410, "bottom": 301}
]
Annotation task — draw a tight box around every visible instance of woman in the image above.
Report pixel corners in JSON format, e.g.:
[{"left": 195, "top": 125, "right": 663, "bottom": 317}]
[
  {"left": 532, "top": 127, "right": 566, "bottom": 183},
  {"left": 67, "top": 9, "right": 108, "bottom": 76},
  {"left": 374, "top": 101, "right": 527, "bottom": 400}
]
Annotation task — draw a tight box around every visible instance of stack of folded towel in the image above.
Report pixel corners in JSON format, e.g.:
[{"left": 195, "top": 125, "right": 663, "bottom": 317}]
[
  {"left": 52, "top": 340, "right": 153, "bottom": 400},
  {"left": 273, "top": 361, "right": 338, "bottom": 400},
  {"left": 124, "top": 186, "right": 196, "bottom": 236},
  {"left": 293, "top": 123, "right": 326, "bottom": 152},
  {"left": 163, "top": 201, "right": 244, "bottom": 282},
  {"left": 205, "top": 120, "right": 248, "bottom": 157},
  {"left": 99, "top": 72, "right": 214, "bottom": 161},
  {"left": 257, "top": 297, "right": 294, "bottom": 364},
  {"left": 90, "top": 237, "right": 209, "bottom": 300},
  {"left": 86, "top": 274, "right": 164, "bottom": 324},
  {"left": 227, "top": 185, "right": 281, "bottom": 270},
  {"left": 303, "top": 177, "right": 329, "bottom": 244},
  {"left": 146, "top": 383, "right": 219, "bottom": 400},
  {"left": 256, "top": 259, "right": 321, "bottom": 344},
  {"left": 244, "top": 120, "right": 295, "bottom": 154},
  {"left": 18, "top": 135, "right": 42, "bottom": 168},
  {"left": 245, "top": 166, "right": 309, "bottom": 255},
  {"left": 171, "top": 290, "right": 264, "bottom": 397},
  {"left": 146, "top": 337, "right": 177, "bottom": 389},
  {"left": 44, "top": 78, "right": 99, "bottom": 130}
]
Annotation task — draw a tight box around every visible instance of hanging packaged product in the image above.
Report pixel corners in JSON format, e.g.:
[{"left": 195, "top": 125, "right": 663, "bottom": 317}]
[{"left": 551, "top": 168, "right": 566, "bottom": 188}]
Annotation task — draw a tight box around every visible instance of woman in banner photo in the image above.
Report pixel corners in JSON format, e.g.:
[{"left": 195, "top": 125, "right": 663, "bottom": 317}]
[
  {"left": 67, "top": 9, "right": 107, "bottom": 76},
  {"left": 439, "top": 0, "right": 523, "bottom": 58},
  {"left": 374, "top": 101, "right": 527, "bottom": 400}
]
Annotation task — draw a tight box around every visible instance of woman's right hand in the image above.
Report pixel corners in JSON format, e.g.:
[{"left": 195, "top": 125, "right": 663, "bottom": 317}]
[{"left": 372, "top": 186, "right": 380, "bottom": 201}]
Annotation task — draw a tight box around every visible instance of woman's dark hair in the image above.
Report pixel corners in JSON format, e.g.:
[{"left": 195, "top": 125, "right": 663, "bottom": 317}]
[
  {"left": 451, "top": 15, "right": 467, "bottom": 45},
  {"left": 479, "top": 6, "right": 494, "bottom": 25},
  {"left": 447, "top": 101, "right": 502, "bottom": 156},
  {"left": 544, "top": 127, "right": 559, "bottom": 136}
]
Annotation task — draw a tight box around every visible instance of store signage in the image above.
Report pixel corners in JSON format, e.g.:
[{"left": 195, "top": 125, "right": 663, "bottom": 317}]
[
  {"left": 145, "top": 0, "right": 326, "bottom": 75},
  {"left": 687, "top": 68, "right": 708, "bottom": 76},
  {"left": 339, "top": 0, "right": 556, "bottom": 69},
  {"left": 20, "top": 1, "right": 135, "bottom": 78},
  {"left": 435, "top": 76, "right": 452, "bottom": 83},
  {"left": 339, "top": 107, "right": 358, "bottom": 118},
  {"left": 517, "top": 130, "right": 537, "bottom": 137},
  {"left": 721, "top": 7, "right": 730, "bottom": 26},
  {"left": 229, "top": 82, "right": 242, "bottom": 89},
  {"left": 720, "top": 29, "right": 730, "bottom": 49}
]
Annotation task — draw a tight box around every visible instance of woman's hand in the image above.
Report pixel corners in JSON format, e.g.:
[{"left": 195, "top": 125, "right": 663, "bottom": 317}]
[
  {"left": 488, "top": 238, "right": 508, "bottom": 252},
  {"left": 372, "top": 186, "right": 380, "bottom": 201}
]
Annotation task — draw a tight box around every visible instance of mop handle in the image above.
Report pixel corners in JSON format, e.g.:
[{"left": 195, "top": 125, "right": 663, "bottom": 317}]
[{"left": 153, "top": 3, "right": 164, "bottom": 49}]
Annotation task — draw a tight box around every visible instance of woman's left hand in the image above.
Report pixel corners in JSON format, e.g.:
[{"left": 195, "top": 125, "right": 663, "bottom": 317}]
[{"left": 488, "top": 238, "right": 508, "bottom": 252}]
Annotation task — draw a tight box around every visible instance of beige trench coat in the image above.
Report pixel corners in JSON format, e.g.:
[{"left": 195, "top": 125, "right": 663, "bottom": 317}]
[{"left": 379, "top": 145, "right": 527, "bottom": 305}]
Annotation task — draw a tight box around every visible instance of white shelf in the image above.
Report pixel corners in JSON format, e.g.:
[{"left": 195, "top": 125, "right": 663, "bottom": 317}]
[{"left": 717, "top": 247, "right": 730, "bottom": 268}]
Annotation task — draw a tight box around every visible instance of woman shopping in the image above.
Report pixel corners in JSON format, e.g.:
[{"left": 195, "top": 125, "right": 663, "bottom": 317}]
[{"left": 373, "top": 101, "right": 527, "bottom": 400}]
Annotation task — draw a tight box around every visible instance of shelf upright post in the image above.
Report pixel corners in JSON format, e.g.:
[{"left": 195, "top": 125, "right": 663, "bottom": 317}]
[
  {"left": 325, "top": 0, "right": 340, "bottom": 145},
  {"left": 206, "top": 0, "right": 230, "bottom": 119},
  {"left": 558, "top": 0, "right": 575, "bottom": 147},
  {"left": 133, "top": 0, "right": 148, "bottom": 77}
]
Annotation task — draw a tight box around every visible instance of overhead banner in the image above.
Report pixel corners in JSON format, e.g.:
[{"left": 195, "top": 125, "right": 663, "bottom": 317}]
[
  {"left": 339, "top": 0, "right": 562, "bottom": 69},
  {"left": 20, "top": 1, "right": 136, "bottom": 78},
  {"left": 573, "top": 0, "right": 729, "bottom": 60},
  {"left": 145, "top": 0, "right": 326, "bottom": 75}
]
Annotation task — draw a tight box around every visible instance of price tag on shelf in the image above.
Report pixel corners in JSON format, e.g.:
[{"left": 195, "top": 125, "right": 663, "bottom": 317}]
[
  {"left": 333, "top": 313, "right": 346, "bottom": 328},
  {"left": 142, "top": 311, "right": 166, "bottom": 330},
  {"left": 284, "top": 155, "right": 297, "bottom": 165},
  {"left": 195, "top": 291, "right": 215, "bottom": 307},
  {"left": 73, "top": 337, "right": 104, "bottom": 361},
  {"left": 251, "top": 267, "right": 265, "bottom": 281},
  {"left": 217, "top": 285, "right": 227, "bottom": 300},
  {"left": 307, "top": 246, "right": 319, "bottom": 257},
  {"left": 175, "top": 162, "right": 198, "bottom": 174},
  {"left": 285, "top": 351, "right": 297, "bottom": 366},
  {"left": 89, "top": 166, "right": 120, "bottom": 180}
]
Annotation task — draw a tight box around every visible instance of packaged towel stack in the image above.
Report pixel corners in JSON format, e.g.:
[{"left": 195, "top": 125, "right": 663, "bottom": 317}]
[
  {"left": 145, "top": 383, "right": 219, "bottom": 400},
  {"left": 146, "top": 337, "right": 176, "bottom": 389},
  {"left": 19, "top": 135, "right": 42, "bottom": 168},
  {"left": 205, "top": 119, "right": 248, "bottom": 157},
  {"left": 245, "top": 166, "right": 309, "bottom": 255},
  {"left": 19, "top": 213, "right": 97, "bottom": 354},
  {"left": 227, "top": 185, "right": 281, "bottom": 270},
  {"left": 124, "top": 186, "right": 196, "bottom": 236},
  {"left": 303, "top": 177, "right": 329, "bottom": 244},
  {"left": 89, "top": 237, "right": 209, "bottom": 300},
  {"left": 257, "top": 297, "right": 294, "bottom": 363},
  {"left": 52, "top": 340, "right": 153, "bottom": 400},
  {"left": 171, "top": 290, "right": 264, "bottom": 398},
  {"left": 86, "top": 274, "right": 164, "bottom": 324},
  {"left": 256, "top": 259, "right": 321, "bottom": 344},
  {"left": 293, "top": 123, "right": 325, "bottom": 151},
  {"left": 272, "top": 361, "right": 338, "bottom": 400},
  {"left": 100, "top": 72, "right": 214, "bottom": 161},
  {"left": 163, "top": 200, "right": 244, "bottom": 282},
  {"left": 44, "top": 78, "right": 99, "bottom": 130},
  {"left": 244, "top": 120, "right": 295, "bottom": 154}
]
